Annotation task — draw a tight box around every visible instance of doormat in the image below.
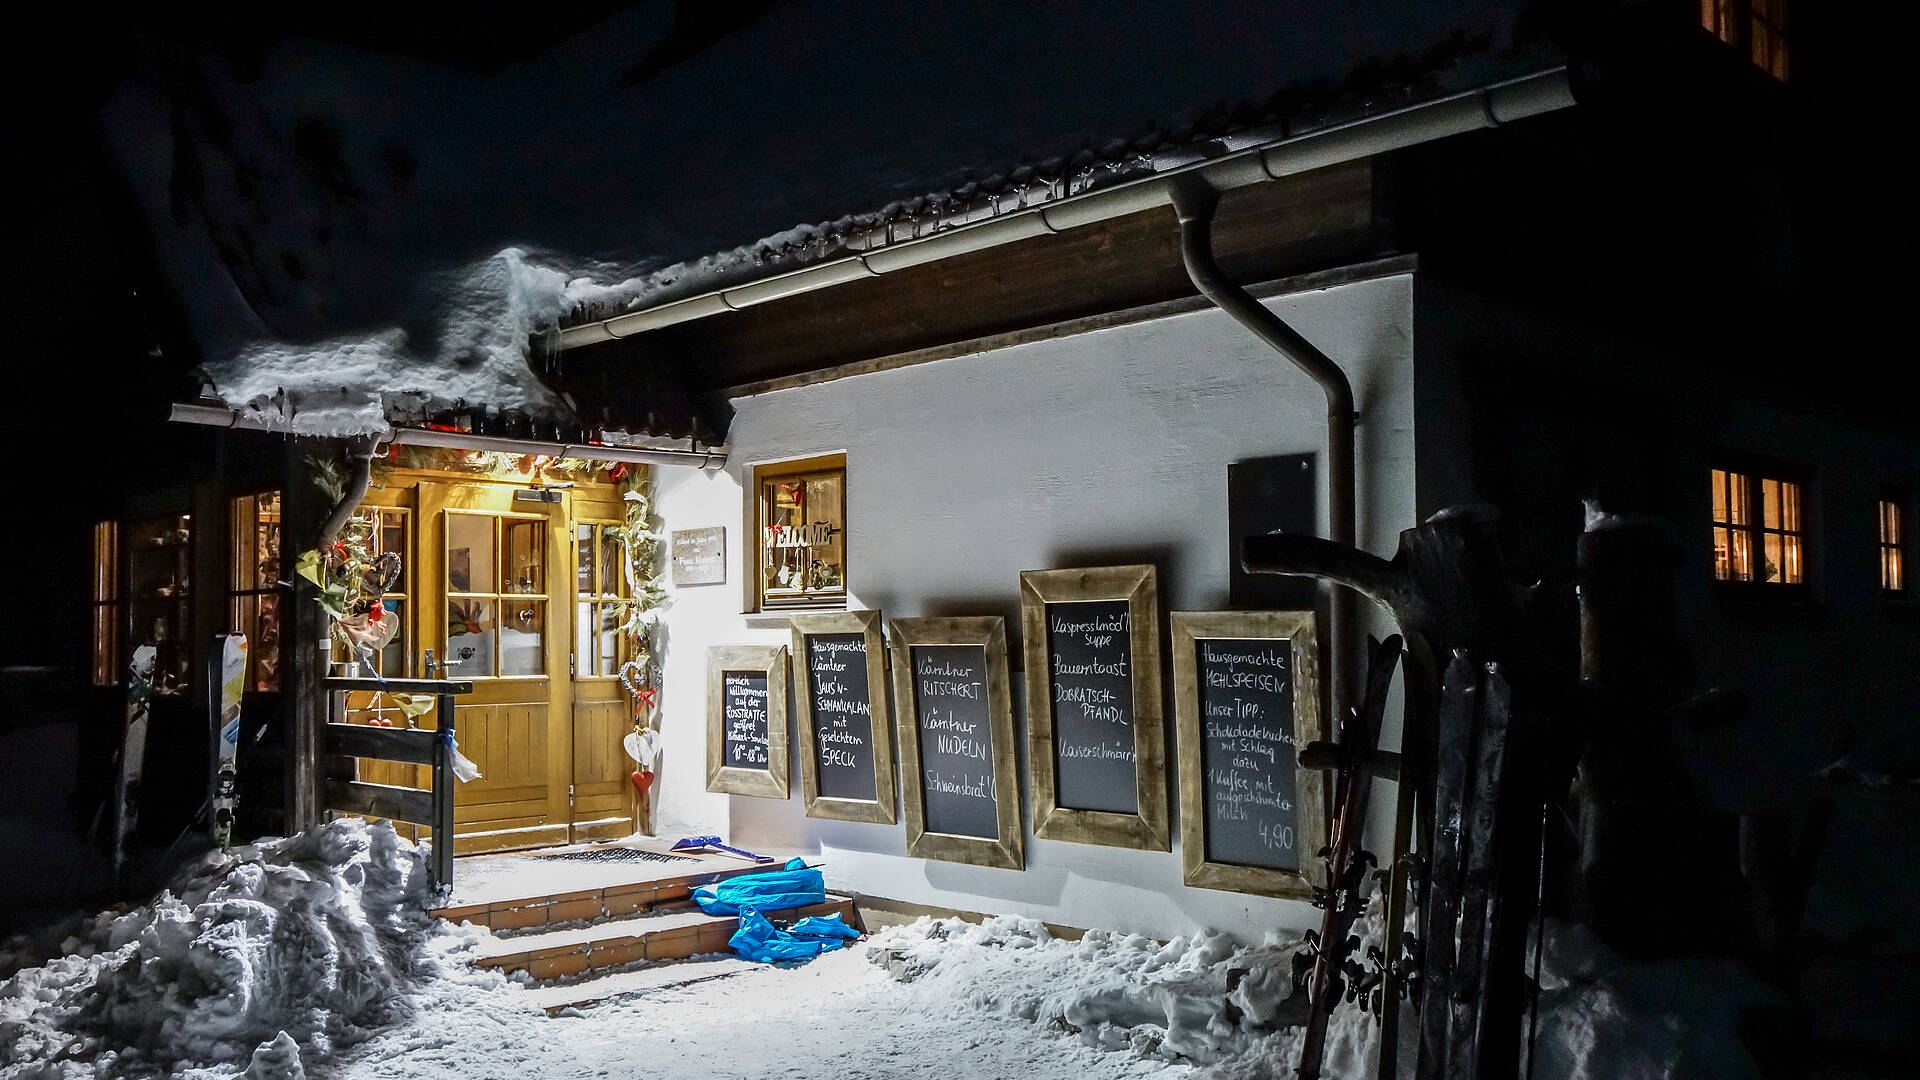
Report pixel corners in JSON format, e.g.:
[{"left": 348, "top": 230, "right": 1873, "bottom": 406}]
[{"left": 538, "top": 847, "right": 699, "bottom": 865}]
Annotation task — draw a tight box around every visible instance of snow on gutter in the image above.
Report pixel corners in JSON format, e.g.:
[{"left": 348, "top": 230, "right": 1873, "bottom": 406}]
[
  {"left": 167, "top": 401, "right": 727, "bottom": 470},
  {"left": 557, "top": 68, "right": 1576, "bottom": 352}
]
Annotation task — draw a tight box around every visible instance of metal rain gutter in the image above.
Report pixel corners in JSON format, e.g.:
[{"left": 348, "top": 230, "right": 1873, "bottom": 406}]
[
  {"left": 166, "top": 402, "right": 728, "bottom": 471},
  {"left": 558, "top": 67, "right": 1575, "bottom": 351}
]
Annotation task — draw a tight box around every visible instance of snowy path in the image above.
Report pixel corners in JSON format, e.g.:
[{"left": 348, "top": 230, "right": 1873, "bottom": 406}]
[{"left": 318, "top": 945, "right": 1186, "bottom": 1080}]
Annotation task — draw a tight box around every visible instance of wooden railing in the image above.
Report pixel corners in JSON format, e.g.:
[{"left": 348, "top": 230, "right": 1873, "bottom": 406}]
[{"left": 320, "top": 676, "right": 472, "bottom": 892}]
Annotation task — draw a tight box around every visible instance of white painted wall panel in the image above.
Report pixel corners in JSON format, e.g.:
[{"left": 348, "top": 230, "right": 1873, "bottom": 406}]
[{"left": 651, "top": 273, "right": 1416, "bottom": 941}]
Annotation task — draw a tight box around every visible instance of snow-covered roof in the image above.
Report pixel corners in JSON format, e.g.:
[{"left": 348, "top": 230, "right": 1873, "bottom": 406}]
[{"left": 105, "top": 1, "right": 1562, "bottom": 437}]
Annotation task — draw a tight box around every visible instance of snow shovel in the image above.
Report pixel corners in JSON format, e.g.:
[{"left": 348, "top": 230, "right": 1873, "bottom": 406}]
[{"left": 670, "top": 835, "right": 775, "bottom": 863}]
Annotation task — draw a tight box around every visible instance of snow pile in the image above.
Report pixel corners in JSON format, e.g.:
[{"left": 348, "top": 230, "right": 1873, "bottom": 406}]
[
  {"left": 0, "top": 818, "right": 467, "bottom": 1078},
  {"left": 1527, "top": 920, "right": 1780, "bottom": 1080},
  {"left": 867, "top": 902, "right": 1386, "bottom": 1079},
  {"left": 866, "top": 901, "right": 1781, "bottom": 1080},
  {"left": 209, "top": 249, "right": 581, "bottom": 437}
]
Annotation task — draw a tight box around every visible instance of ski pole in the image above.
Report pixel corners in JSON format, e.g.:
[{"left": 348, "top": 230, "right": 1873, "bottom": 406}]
[{"left": 1525, "top": 798, "right": 1548, "bottom": 1080}]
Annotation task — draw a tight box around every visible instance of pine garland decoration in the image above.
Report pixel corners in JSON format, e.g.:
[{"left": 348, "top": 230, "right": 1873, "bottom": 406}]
[{"left": 610, "top": 464, "right": 668, "bottom": 729}]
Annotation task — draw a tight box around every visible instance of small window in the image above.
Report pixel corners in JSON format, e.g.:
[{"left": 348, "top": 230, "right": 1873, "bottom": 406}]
[
  {"left": 446, "top": 511, "right": 545, "bottom": 677},
  {"left": 229, "top": 492, "right": 288, "bottom": 691},
  {"left": 1882, "top": 496, "right": 1907, "bottom": 597},
  {"left": 576, "top": 521, "right": 630, "bottom": 676},
  {"left": 326, "top": 508, "right": 412, "bottom": 677},
  {"left": 127, "top": 513, "right": 193, "bottom": 694},
  {"left": 364, "top": 508, "right": 412, "bottom": 676},
  {"left": 753, "top": 454, "right": 847, "bottom": 611},
  {"left": 1700, "top": 0, "right": 1790, "bottom": 81},
  {"left": 1712, "top": 466, "right": 1806, "bottom": 590},
  {"left": 91, "top": 520, "right": 121, "bottom": 686}
]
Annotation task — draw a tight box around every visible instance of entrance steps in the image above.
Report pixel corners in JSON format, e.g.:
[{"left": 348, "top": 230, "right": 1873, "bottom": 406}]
[{"left": 432, "top": 838, "right": 858, "bottom": 1013}]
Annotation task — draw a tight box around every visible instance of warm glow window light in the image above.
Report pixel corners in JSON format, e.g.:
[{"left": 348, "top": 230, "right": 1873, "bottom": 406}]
[
  {"left": 229, "top": 492, "right": 287, "bottom": 691},
  {"left": 754, "top": 455, "right": 847, "bottom": 611},
  {"left": 575, "top": 521, "right": 631, "bottom": 676},
  {"left": 1701, "top": 0, "right": 1791, "bottom": 81},
  {"left": 331, "top": 507, "right": 412, "bottom": 678},
  {"left": 446, "top": 511, "right": 547, "bottom": 677},
  {"left": 1882, "top": 497, "right": 1907, "bottom": 596},
  {"left": 91, "top": 520, "right": 120, "bottom": 686},
  {"left": 1712, "top": 467, "right": 1804, "bottom": 586}
]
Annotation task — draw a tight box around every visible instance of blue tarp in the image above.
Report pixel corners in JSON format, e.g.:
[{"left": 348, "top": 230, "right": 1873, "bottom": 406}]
[
  {"left": 729, "top": 910, "right": 860, "bottom": 964},
  {"left": 692, "top": 857, "right": 825, "bottom": 915}
]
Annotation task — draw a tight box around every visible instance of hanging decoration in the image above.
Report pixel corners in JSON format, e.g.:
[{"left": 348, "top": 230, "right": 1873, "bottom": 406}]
[
  {"left": 611, "top": 463, "right": 668, "bottom": 833},
  {"left": 297, "top": 455, "right": 403, "bottom": 648}
]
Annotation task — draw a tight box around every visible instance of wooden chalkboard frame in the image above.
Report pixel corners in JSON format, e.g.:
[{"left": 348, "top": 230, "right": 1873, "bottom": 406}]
[
  {"left": 1019, "top": 564, "right": 1168, "bottom": 851},
  {"left": 792, "top": 609, "right": 896, "bottom": 824},
  {"left": 1170, "top": 610, "right": 1328, "bottom": 899},
  {"left": 705, "top": 644, "right": 791, "bottom": 799},
  {"left": 888, "top": 616, "right": 1024, "bottom": 870}
]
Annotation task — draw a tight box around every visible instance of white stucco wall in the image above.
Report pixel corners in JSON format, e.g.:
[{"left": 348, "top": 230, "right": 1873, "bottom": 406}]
[{"left": 649, "top": 272, "right": 1417, "bottom": 942}]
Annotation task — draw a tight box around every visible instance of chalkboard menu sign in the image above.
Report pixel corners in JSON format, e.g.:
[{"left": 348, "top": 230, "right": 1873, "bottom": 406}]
[
  {"left": 911, "top": 644, "right": 1000, "bottom": 839},
  {"left": 1195, "top": 639, "right": 1299, "bottom": 869},
  {"left": 1171, "top": 611, "right": 1326, "bottom": 899},
  {"left": 889, "top": 616, "right": 1023, "bottom": 870},
  {"left": 722, "top": 671, "right": 772, "bottom": 768},
  {"left": 1019, "top": 566, "right": 1168, "bottom": 851},
  {"left": 792, "top": 610, "right": 895, "bottom": 824},
  {"left": 705, "top": 645, "right": 790, "bottom": 799}
]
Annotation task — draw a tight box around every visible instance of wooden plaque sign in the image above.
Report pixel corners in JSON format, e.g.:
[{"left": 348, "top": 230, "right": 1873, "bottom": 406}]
[
  {"left": 889, "top": 616, "right": 1023, "bottom": 870},
  {"left": 705, "top": 644, "right": 789, "bottom": 799},
  {"left": 671, "top": 526, "right": 727, "bottom": 587},
  {"left": 1171, "top": 610, "right": 1326, "bottom": 898},
  {"left": 1019, "top": 565, "right": 1168, "bottom": 851},
  {"left": 792, "top": 610, "right": 896, "bottom": 824}
]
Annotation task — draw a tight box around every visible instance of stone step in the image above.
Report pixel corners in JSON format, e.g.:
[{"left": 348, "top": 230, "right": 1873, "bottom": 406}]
[
  {"left": 433, "top": 855, "right": 791, "bottom": 933},
  {"left": 472, "top": 895, "right": 858, "bottom": 982},
  {"left": 521, "top": 955, "right": 757, "bottom": 1014}
]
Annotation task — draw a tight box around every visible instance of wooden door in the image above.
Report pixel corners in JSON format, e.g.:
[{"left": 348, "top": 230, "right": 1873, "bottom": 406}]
[
  {"left": 418, "top": 482, "right": 572, "bottom": 853},
  {"left": 568, "top": 503, "right": 642, "bottom": 841}
]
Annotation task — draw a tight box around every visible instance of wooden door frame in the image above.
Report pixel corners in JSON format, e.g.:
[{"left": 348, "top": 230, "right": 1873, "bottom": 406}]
[{"left": 568, "top": 492, "right": 644, "bottom": 842}]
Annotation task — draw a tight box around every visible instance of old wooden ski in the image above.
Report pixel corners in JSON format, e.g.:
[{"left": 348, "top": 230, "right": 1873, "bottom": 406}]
[
  {"left": 1416, "top": 651, "right": 1481, "bottom": 1080},
  {"left": 1297, "top": 633, "right": 1403, "bottom": 1079}
]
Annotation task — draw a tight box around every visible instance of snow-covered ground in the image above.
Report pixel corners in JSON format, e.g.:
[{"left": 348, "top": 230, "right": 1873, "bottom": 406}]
[
  {"left": 325, "top": 937, "right": 1188, "bottom": 1080},
  {"left": 2, "top": 820, "right": 1781, "bottom": 1080}
]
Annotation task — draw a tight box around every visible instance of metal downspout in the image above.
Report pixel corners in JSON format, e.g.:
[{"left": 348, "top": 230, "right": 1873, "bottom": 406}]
[
  {"left": 318, "top": 440, "right": 376, "bottom": 544},
  {"left": 1168, "top": 176, "right": 1359, "bottom": 726}
]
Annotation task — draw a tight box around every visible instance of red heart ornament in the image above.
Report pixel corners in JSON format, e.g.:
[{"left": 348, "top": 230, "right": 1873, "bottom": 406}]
[{"left": 630, "top": 770, "right": 654, "bottom": 796}]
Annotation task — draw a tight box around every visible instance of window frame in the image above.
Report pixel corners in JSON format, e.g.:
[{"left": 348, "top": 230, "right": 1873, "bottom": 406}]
[
  {"left": 574, "top": 518, "right": 632, "bottom": 679},
  {"left": 1699, "top": 0, "right": 1790, "bottom": 81},
  {"left": 1881, "top": 492, "right": 1909, "bottom": 600},
  {"left": 444, "top": 508, "right": 550, "bottom": 680},
  {"left": 1711, "top": 461, "right": 1813, "bottom": 602},
  {"left": 746, "top": 453, "right": 849, "bottom": 614},
  {"left": 340, "top": 506, "right": 416, "bottom": 726},
  {"left": 228, "top": 490, "right": 290, "bottom": 692},
  {"left": 91, "top": 520, "right": 121, "bottom": 686},
  {"left": 439, "top": 507, "right": 552, "bottom": 676}
]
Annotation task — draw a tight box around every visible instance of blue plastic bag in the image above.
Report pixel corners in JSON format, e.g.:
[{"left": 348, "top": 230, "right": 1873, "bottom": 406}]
[
  {"left": 693, "top": 857, "right": 825, "bottom": 915},
  {"left": 728, "top": 909, "right": 860, "bottom": 964}
]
